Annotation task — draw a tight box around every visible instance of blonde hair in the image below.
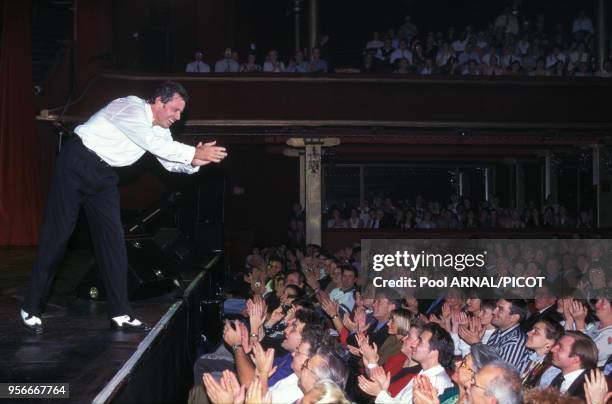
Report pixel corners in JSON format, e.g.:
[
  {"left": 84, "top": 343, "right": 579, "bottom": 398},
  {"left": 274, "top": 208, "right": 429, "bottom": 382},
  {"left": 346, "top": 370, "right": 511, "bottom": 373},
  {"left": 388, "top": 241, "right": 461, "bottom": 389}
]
[
  {"left": 391, "top": 308, "right": 412, "bottom": 336},
  {"left": 309, "top": 380, "right": 350, "bottom": 404}
]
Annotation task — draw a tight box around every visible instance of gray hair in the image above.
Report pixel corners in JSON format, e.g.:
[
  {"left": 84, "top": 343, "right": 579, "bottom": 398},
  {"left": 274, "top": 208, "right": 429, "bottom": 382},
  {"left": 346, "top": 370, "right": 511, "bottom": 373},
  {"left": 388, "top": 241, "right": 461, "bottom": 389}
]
[
  {"left": 481, "top": 360, "right": 523, "bottom": 404},
  {"left": 311, "top": 347, "right": 348, "bottom": 389},
  {"left": 470, "top": 343, "right": 502, "bottom": 373}
]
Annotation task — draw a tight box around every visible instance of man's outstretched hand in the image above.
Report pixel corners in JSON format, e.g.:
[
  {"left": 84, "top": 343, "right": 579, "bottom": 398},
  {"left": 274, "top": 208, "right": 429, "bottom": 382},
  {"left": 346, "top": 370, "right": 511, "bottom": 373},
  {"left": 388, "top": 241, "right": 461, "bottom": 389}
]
[{"left": 192, "top": 141, "right": 228, "bottom": 166}]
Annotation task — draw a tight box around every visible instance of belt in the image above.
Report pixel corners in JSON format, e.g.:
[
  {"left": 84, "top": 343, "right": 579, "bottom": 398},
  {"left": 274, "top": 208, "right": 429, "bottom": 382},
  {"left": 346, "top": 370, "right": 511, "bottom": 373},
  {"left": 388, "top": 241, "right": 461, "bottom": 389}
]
[{"left": 75, "top": 137, "right": 111, "bottom": 167}]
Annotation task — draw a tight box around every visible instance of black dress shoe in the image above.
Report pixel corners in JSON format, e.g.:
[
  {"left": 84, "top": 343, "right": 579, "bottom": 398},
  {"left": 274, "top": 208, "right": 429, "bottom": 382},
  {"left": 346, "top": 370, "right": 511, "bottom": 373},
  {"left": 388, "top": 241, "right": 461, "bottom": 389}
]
[
  {"left": 110, "top": 316, "right": 151, "bottom": 332},
  {"left": 21, "top": 314, "right": 43, "bottom": 335}
]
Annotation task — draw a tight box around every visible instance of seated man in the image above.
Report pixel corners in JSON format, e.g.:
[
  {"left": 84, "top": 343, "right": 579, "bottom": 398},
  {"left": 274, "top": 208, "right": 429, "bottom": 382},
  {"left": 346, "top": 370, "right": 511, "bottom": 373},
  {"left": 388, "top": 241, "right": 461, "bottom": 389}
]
[
  {"left": 358, "top": 323, "right": 454, "bottom": 404},
  {"left": 329, "top": 265, "right": 358, "bottom": 316},
  {"left": 297, "top": 346, "right": 349, "bottom": 398},
  {"left": 266, "top": 324, "right": 333, "bottom": 403},
  {"left": 545, "top": 330, "right": 599, "bottom": 401},
  {"left": 467, "top": 360, "right": 523, "bottom": 404}
]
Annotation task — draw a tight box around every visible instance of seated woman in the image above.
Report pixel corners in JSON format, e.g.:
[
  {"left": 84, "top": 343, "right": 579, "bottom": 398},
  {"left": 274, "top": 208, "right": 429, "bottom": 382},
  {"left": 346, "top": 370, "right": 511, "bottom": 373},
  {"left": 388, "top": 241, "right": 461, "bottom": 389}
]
[
  {"left": 384, "top": 318, "right": 425, "bottom": 397},
  {"left": 522, "top": 319, "right": 564, "bottom": 388}
]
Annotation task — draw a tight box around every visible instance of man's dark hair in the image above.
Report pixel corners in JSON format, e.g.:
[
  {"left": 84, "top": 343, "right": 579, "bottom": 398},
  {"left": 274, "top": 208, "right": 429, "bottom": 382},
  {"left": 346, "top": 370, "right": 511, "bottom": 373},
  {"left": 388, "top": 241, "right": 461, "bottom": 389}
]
[
  {"left": 481, "top": 299, "right": 496, "bottom": 312},
  {"left": 295, "top": 307, "right": 319, "bottom": 326},
  {"left": 285, "top": 270, "right": 305, "bottom": 286},
  {"left": 375, "top": 288, "right": 402, "bottom": 308},
  {"left": 147, "top": 81, "right": 189, "bottom": 104},
  {"left": 301, "top": 323, "right": 332, "bottom": 356},
  {"left": 284, "top": 284, "right": 304, "bottom": 300},
  {"left": 565, "top": 330, "right": 598, "bottom": 370},
  {"left": 507, "top": 299, "right": 528, "bottom": 323},
  {"left": 339, "top": 264, "right": 358, "bottom": 278},
  {"left": 291, "top": 297, "right": 315, "bottom": 311},
  {"left": 423, "top": 323, "right": 455, "bottom": 368},
  {"left": 268, "top": 255, "right": 286, "bottom": 271}
]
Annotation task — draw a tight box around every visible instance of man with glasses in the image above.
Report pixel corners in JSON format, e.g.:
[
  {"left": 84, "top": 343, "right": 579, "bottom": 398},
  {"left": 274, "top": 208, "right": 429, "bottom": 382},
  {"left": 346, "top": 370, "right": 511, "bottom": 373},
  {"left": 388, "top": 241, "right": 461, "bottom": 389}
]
[
  {"left": 267, "top": 324, "right": 331, "bottom": 403},
  {"left": 298, "top": 346, "right": 348, "bottom": 396},
  {"left": 468, "top": 360, "right": 522, "bottom": 404}
]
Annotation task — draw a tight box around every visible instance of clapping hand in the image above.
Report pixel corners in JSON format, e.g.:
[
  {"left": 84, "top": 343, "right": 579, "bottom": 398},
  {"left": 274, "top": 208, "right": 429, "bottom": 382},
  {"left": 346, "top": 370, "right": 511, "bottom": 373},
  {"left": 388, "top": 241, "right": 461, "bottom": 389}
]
[
  {"left": 250, "top": 342, "right": 277, "bottom": 378},
  {"left": 358, "top": 366, "right": 390, "bottom": 397},
  {"left": 584, "top": 368, "right": 612, "bottom": 404},
  {"left": 321, "top": 297, "right": 340, "bottom": 319},
  {"left": 202, "top": 373, "right": 235, "bottom": 404},
  {"left": 569, "top": 300, "right": 588, "bottom": 330},
  {"left": 246, "top": 297, "right": 267, "bottom": 332},
  {"left": 192, "top": 141, "right": 227, "bottom": 166},
  {"left": 458, "top": 316, "right": 484, "bottom": 345},
  {"left": 413, "top": 375, "right": 441, "bottom": 404},
  {"left": 245, "top": 377, "right": 271, "bottom": 404},
  {"left": 356, "top": 334, "right": 379, "bottom": 367},
  {"left": 223, "top": 320, "right": 243, "bottom": 347}
]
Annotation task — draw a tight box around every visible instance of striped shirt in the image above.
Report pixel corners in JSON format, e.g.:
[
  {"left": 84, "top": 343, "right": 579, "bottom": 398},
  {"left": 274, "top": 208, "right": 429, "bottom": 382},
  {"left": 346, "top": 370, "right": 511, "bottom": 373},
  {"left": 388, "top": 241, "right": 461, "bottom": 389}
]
[{"left": 487, "top": 324, "right": 529, "bottom": 371}]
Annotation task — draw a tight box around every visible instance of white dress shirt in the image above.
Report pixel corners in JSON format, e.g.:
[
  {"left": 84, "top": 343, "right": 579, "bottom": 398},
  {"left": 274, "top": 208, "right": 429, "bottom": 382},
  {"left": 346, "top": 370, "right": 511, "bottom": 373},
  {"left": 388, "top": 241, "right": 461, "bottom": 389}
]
[
  {"left": 269, "top": 373, "right": 303, "bottom": 404},
  {"left": 560, "top": 369, "right": 585, "bottom": 394},
  {"left": 75, "top": 96, "right": 198, "bottom": 174},
  {"left": 375, "top": 364, "right": 453, "bottom": 404},
  {"left": 186, "top": 61, "right": 211, "bottom": 73},
  {"left": 214, "top": 58, "right": 240, "bottom": 72},
  {"left": 329, "top": 287, "right": 356, "bottom": 314}
]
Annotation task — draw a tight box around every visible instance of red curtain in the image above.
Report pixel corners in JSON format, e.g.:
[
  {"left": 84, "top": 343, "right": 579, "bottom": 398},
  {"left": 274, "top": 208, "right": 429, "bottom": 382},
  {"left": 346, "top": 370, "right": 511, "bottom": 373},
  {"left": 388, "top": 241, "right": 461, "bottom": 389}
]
[{"left": 0, "top": 0, "right": 43, "bottom": 245}]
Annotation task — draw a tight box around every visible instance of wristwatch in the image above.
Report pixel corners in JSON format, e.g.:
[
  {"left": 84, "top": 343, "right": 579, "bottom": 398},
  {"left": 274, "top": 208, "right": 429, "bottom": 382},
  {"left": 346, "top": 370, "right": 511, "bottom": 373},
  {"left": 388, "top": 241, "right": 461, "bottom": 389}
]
[{"left": 231, "top": 344, "right": 241, "bottom": 352}]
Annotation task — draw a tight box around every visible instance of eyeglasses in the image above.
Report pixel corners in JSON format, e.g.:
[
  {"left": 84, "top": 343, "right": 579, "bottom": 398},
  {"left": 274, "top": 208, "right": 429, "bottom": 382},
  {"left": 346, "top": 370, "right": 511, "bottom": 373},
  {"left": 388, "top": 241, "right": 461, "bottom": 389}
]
[
  {"left": 458, "top": 360, "right": 475, "bottom": 374},
  {"left": 301, "top": 358, "right": 315, "bottom": 375}
]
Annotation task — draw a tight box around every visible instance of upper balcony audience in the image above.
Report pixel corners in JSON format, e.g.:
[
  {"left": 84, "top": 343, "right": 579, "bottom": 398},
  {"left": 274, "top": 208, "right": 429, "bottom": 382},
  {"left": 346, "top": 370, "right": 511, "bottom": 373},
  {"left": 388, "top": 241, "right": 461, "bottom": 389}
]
[{"left": 187, "top": 7, "right": 611, "bottom": 78}]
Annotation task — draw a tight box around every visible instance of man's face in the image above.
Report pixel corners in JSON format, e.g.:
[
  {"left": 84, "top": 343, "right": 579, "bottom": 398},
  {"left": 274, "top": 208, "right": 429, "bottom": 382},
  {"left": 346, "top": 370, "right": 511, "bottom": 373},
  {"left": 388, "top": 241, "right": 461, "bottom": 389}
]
[
  {"left": 291, "top": 341, "right": 311, "bottom": 375},
  {"left": 341, "top": 269, "right": 356, "bottom": 290},
  {"left": 281, "top": 320, "right": 304, "bottom": 352},
  {"left": 595, "top": 298, "right": 611, "bottom": 318},
  {"left": 298, "top": 354, "right": 324, "bottom": 393},
  {"left": 412, "top": 330, "right": 433, "bottom": 364},
  {"left": 224, "top": 48, "right": 232, "bottom": 58},
  {"left": 372, "top": 296, "right": 393, "bottom": 320},
  {"left": 468, "top": 365, "right": 498, "bottom": 404},
  {"left": 286, "top": 273, "right": 301, "bottom": 287},
  {"left": 268, "top": 261, "right": 283, "bottom": 276},
  {"left": 152, "top": 94, "right": 185, "bottom": 129},
  {"left": 492, "top": 299, "right": 516, "bottom": 330},
  {"left": 551, "top": 335, "right": 577, "bottom": 370}
]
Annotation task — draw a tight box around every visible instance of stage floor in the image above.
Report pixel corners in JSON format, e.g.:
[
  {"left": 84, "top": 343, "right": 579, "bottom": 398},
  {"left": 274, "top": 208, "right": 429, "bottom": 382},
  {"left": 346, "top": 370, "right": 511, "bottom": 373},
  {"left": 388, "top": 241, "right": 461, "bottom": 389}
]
[{"left": 0, "top": 247, "right": 181, "bottom": 402}]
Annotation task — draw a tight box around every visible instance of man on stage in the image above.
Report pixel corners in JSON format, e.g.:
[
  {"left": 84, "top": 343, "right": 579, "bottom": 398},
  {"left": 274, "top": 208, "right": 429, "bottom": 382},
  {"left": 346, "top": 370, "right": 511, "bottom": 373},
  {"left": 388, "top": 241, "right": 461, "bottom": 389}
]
[{"left": 21, "top": 81, "right": 227, "bottom": 334}]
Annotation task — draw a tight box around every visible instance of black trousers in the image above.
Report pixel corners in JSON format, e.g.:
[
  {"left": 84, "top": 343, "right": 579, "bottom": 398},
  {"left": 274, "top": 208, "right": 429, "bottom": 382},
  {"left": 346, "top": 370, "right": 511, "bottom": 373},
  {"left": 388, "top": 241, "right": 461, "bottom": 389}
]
[{"left": 23, "top": 137, "right": 133, "bottom": 318}]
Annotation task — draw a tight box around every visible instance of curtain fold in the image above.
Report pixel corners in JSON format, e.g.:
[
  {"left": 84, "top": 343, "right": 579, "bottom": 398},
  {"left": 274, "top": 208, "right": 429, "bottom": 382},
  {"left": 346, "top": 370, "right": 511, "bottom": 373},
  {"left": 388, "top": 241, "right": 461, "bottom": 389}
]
[{"left": 0, "top": 0, "right": 43, "bottom": 245}]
